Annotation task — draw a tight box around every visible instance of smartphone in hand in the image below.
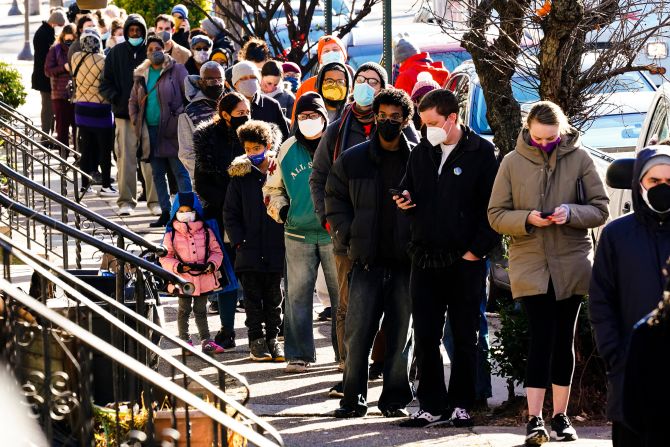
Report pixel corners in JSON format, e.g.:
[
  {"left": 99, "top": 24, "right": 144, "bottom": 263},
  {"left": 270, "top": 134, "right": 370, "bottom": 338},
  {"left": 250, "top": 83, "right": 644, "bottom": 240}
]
[
  {"left": 540, "top": 211, "right": 553, "bottom": 219},
  {"left": 389, "top": 188, "right": 405, "bottom": 198}
]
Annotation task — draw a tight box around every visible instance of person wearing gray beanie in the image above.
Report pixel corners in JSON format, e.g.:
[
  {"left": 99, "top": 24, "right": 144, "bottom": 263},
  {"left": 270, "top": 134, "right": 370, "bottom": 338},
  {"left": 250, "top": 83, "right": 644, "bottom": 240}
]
[
  {"left": 200, "top": 16, "right": 225, "bottom": 39},
  {"left": 48, "top": 9, "right": 67, "bottom": 27},
  {"left": 394, "top": 37, "right": 419, "bottom": 65}
]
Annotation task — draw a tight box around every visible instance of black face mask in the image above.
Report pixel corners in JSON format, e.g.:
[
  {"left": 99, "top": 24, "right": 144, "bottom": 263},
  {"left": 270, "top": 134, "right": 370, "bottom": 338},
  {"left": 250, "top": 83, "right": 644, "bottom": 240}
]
[
  {"left": 377, "top": 119, "right": 403, "bottom": 142},
  {"left": 647, "top": 183, "right": 670, "bottom": 213},
  {"left": 64, "top": 40, "right": 74, "bottom": 46},
  {"left": 229, "top": 115, "right": 249, "bottom": 130},
  {"left": 202, "top": 85, "right": 223, "bottom": 100}
]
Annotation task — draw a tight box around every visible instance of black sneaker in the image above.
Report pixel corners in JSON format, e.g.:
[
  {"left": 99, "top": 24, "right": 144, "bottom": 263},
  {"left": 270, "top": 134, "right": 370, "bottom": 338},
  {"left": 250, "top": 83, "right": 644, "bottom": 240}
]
[
  {"left": 317, "top": 306, "right": 331, "bottom": 321},
  {"left": 214, "top": 328, "right": 236, "bottom": 351},
  {"left": 398, "top": 409, "right": 449, "bottom": 428},
  {"left": 450, "top": 407, "right": 474, "bottom": 427},
  {"left": 267, "top": 338, "right": 285, "bottom": 362},
  {"left": 328, "top": 382, "right": 344, "bottom": 398},
  {"left": 369, "top": 362, "right": 383, "bottom": 381},
  {"left": 550, "top": 413, "right": 578, "bottom": 442},
  {"left": 525, "top": 416, "right": 550, "bottom": 445},
  {"left": 333, "top": 406, "right": 366, "bottom": 418},
  {"left": 149, "top": 212, "right": 170, "bottom": 228},
  {"left": 249, "top": 338, "right": 272, "bottom": 361},
  {"left": 381, "top": 407, "right": 409, "bottom": 418}
]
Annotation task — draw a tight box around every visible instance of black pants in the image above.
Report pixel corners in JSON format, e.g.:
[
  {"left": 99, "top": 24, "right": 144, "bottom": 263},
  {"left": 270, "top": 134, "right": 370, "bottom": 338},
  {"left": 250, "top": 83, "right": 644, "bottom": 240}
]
[
  {"left": 612, "top": 422, "right": 663, "bottom": 447},
  {"left": 521, "top": 284, "right": 582, "bottom": 388},
  {"left": 411, "top": 258, "right": 486, "bottom": 413},
  {"left": 78, "top": 126, "right": 113, "bottom": 188},
  {"left": 238, "top": 271, "right": 283, "bottom": 342}
]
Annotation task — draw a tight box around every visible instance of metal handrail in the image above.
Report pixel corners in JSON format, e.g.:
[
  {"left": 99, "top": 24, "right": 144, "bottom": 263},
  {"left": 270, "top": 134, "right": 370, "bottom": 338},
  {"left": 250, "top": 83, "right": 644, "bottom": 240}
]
[
  {"left": 0, "top": 100, "right": 82, "bottom": 161},
  {"left": 0, "top": 192, "right": 194, "bottom": 296},
  {"left": 0, "top": 232, "right": 283, "bottom": 446},
  {"left": 0, "top": 163, "right": 166, "bottom": 256},
  {"left": 0, "top": 279, "right": 282, "bottom": 447}
]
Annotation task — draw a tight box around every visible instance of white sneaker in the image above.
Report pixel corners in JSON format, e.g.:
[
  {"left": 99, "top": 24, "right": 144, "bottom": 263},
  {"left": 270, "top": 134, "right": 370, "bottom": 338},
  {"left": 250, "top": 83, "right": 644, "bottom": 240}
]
[
  {"left": 118, "top": 204, "right": 134, "bottom": 216},
  {"left": 98, "top": 186, "right": 118, "bottom": 197},
  {"left": 148, "top": 203, "right": 163, "bottom": 216}
]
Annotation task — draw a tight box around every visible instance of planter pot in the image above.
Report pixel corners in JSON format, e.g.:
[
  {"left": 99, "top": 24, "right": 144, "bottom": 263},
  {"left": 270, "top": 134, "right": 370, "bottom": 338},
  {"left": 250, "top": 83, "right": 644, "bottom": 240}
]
[{"left": 153, "top": 409, "right": 217, "bottom": 447}]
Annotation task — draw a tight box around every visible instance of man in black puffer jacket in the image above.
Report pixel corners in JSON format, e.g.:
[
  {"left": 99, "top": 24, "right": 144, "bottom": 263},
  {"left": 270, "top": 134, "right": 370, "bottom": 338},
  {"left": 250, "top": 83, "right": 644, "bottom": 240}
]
[
  {"left": 395, "top": 89, "right": 499, "bottom": 428},
  {"left": 325, "top": 89, "right": 415, "bottom": 419}
]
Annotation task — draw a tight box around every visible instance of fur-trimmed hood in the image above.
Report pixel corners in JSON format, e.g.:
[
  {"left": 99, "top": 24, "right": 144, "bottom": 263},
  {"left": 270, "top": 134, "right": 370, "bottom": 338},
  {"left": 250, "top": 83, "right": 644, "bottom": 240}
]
[{"left": 227, "top": 150, "right": 278, "bottom": 177}]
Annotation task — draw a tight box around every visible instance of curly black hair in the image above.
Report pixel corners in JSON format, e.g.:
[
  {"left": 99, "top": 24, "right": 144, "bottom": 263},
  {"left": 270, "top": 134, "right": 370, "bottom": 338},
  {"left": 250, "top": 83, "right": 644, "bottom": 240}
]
[
  {"left": 373, "top": 88, "right": 414, "bottom": 120},
  {"left": 239, "top": 37, "right": 270, "bottom": 63},
  {"left": 237, "top": 120, "right": 274, "bottom": 147}
]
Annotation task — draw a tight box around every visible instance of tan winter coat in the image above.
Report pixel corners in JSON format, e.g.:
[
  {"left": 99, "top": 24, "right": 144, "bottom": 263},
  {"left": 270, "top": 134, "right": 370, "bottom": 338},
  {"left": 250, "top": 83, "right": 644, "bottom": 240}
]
[
  {"left": 488, "top": 129, "right": 609, "bottom": 300},
  {"left": 166, "top": 41, "right": 191, "bottom": 65},
  {"left": 71, "top": 51, "right": 108, "bottom": 104}
]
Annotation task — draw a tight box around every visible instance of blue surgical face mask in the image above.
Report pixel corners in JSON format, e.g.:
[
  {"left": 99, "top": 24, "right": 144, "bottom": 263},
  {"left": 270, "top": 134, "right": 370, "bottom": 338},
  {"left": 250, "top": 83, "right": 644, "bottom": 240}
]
[
  {"left": 101, "top": 31, "right": 111, "bottom": 41},
  {"left": 248, "top": 150, "right": 266, "bottom": 166},
  {"left": 321, "top": 50, "right": 344, "bottom": 66},
  {"left": 128, "top": 36, "right": 144, "bottom": 47},
  {"left": 353, "top": 82, "right": 375, "bottom": 107}
]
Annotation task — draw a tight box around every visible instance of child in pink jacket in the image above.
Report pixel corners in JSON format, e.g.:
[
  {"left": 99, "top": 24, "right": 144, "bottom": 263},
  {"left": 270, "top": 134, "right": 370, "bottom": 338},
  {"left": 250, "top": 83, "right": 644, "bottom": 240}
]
[{"left": 160, "top": 192, "right": 225, "bottom": 354}]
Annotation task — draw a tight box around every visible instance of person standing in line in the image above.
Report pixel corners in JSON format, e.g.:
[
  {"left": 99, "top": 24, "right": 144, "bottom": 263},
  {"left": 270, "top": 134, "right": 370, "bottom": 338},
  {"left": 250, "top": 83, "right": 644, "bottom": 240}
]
[
  {"left": 170, "top": 4, "right": 190, "bottom": 49},
  {"left": 71, "top": 29, "right": 116, "bottom": 197},
  {"left": 223, "top": 120, "right": 285, "bottom": 362},
  {"left": 488, "top": 101, "right": 609, "bottom": 444},
  {"left": 154, "top": 14, "right": 191, "bottom": 65},
  {"left": 282, "top": 62, "right": 302, "bottom": 94},
  {"left": 395, "top": 89, "right": 499, "bottom": 428},
  {"left": 326, "top": 88, "right": 416, "bottom": 418},
  {"left": 260, "top": 60, "right": 295, "bottom": 119},
  {"left": 105, "top": 18, "right": 125, "bottom": 52},
  {"left": 32, "top": 8, "right": 67, "bottom": 135},
  {"left": 199, "top": 16, "right": 234, "bottom": 56},
  {"left": 263, "top": 92, "right": 339, "bottom": 373},
  {"left": 67, "top": 13, "right": 97, "bottom": 65},
  {"left": 100, "top": 14, "right": 160, "bottom": 217},
  {"left": 589, "top": 146, "right": 670, "bottom": 447},
  {"left": 44, "top": 24, "right": 77, "bottom": 156},
  {"left": 314, "top": 62, "right": 351, "bottom": 123},
  {"left": 184, "top": 35, "right": 213, "bottom": 76},
  {"left": 129, "top": 36, "right": 191, "bottom": 227}
]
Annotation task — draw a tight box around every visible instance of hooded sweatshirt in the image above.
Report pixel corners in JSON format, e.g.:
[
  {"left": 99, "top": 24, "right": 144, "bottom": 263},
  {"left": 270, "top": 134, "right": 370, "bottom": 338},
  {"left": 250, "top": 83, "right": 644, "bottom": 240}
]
[
  {"left": 314, "top": 61, "right": 351, "bottom": 123},
  {"left": 100, "top": 14, "right": 148, "bottom": 119},
  {"left": 589, "top": 146, "right": 670, "bottom": 422},
  {"left": 160, "top": 192, "right": 224, "bottom": 296},
  {"left": 178, "top": 75, "right": 218, "bottom": 178}
]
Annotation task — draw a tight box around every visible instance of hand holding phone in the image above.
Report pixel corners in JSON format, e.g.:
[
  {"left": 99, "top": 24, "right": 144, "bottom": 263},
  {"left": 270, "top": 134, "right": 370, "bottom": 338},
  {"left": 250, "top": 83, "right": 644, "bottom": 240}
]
[
  {"left": 389, "top": 188, "right": 406, "bottom": 199},
  {"left": 540, "top": 211, "right": 553, "bottom": 219}
]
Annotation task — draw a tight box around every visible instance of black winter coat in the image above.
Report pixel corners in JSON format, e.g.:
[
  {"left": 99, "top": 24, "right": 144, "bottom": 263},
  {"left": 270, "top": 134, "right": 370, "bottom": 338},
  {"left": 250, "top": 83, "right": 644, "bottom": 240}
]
[
  {"left": 223, "top": 154, "right": 285, "bottom": 273},
  {"left": 32, "top": 21, "right": 54, "bottom": 92},
  {"left": 310, "top": 108, "right": 419, "bottom": 254},
  {"left": 401, "top": 126, "right": 499, "bottom": 263},
  {"left": 589, "top": 147, "right": 670, "bottom": 422},
  {"left": 325, "top": 134, "right": 413, "bottom": 265},
  {"left": 99, "top": 14, "right": 147, "bottom": 119},
  {"left": 193, "top": 120, "right": 244, "bottom": 225},
  {"left": 250, "top": 92, "right": 290, "bottom": 141}
]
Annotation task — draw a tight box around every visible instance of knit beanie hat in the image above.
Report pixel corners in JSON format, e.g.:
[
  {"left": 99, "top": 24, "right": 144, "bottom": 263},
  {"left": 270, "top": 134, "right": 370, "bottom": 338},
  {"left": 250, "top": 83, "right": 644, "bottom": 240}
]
[
  {"left": 232, "top": 61, "right": 260, "bottom": 85},
  {"left": 200, "top": 17, "right": 225, "bottom": 38},
  {"left": 355, "top": 62, "right": 388, "bottom": 89},
  {"left": 639, "top": 153, "right": 670, "bottom": 182},
  {"left": 80, "top": 28, "right": 102, "bottom": 53},
  {"left": 171, "top": 4, "right": 188, "bottom": 19},
  {"left": 48, "top": 9, "right": 67, "bottom": 26},
  {"left": 317, "top": 35, "right": 347, "bottom": 61},
  {"left": 282, "top": 62, "right": 301, "bottom": 76},
  {"left": 295, "top": 92, "right": 329, "bottom": 131},
  {"left": 394, "top": 38, "right": 419, "bottom": 64},
  {"left": 411, "top": 72, "right": 441, "bottom": 102}
]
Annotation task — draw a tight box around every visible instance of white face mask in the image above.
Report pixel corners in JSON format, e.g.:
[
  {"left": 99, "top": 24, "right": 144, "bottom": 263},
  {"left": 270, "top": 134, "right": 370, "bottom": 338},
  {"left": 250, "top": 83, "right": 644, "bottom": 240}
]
[
  {"left": 176, "top": 211, "right": 196, "bottom": 223},
  {"left": 193, "top": 49, "right": 211, "bottom": 64},
  {"left": 426, "top": 120, "right": 454, "bottom": 147},
  {"left": 298, "top": 117, "right": 324, "bottom": 138},
  {"left": 115, "top": 35, "right": 125, "bottom": 44},
  {"left": 54, "top": 26, "right": 63, "bottom": 36}
]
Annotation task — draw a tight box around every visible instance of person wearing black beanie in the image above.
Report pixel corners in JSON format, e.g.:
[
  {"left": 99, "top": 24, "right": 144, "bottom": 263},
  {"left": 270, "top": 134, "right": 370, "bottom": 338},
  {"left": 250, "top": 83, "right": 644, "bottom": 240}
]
[{"left": 263, "top": 91, "right": 341, "bottom": 374}]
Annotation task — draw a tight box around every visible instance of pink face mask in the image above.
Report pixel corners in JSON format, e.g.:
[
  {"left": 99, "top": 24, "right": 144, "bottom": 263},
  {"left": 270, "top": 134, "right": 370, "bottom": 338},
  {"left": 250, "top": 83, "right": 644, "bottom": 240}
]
[{"left": 531, "top": 136, "right": 561, "bottom": 153}]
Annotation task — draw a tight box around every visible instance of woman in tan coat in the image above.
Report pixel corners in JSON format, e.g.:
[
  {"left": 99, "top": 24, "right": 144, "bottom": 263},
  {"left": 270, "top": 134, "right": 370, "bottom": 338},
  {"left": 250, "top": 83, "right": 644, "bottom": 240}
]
[{"left": 488, "top": 101, "right": 609, "bottom": 445}]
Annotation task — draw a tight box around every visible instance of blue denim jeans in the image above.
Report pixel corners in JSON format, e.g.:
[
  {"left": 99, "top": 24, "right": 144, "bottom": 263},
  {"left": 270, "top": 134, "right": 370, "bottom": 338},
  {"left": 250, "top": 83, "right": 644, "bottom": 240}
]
[
  {"left": 284, "top": 236, "right": 339, "bottom": 363},
  {"left": 342, "top": 264, "right": 414, "bottom": 412},
  {"left": 442, "top": 261, "right": 492, "bottom": 400},
  {"left": 147, "top": 126, "right": 191, "bottom": 214}
]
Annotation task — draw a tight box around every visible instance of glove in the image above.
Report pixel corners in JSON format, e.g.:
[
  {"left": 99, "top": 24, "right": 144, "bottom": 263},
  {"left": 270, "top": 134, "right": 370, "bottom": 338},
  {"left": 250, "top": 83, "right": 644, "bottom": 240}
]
[
  {"left": 205, "top": 262, "right": 216, "bottom": 273},
  {"left": 176, "top": 263, "right": 185, "bottom": 273},
  {"left": 279, "top": 205, "right": 289, "bottom": 223}
]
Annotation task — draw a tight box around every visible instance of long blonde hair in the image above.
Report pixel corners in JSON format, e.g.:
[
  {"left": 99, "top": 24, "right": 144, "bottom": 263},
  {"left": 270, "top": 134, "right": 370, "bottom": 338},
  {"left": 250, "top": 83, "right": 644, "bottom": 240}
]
[{"left": 525, "top": 101, "right": 570, "bottom": 133}]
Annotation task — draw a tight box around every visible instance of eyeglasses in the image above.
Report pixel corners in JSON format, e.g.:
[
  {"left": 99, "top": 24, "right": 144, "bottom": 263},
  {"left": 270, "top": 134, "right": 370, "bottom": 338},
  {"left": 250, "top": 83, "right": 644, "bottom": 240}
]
[
  {"left": 355, "top": 75, "right": 380, "bottom": 87},
  {"left": 297, "top": 112, "right": 322, "bottom": 121},
  {"left": 323, "top": 78, "right": 346, "bottom": 88},
  {"left": 202, "top": 78, "right": 223, "bottom": 86},
  {"left": 376, "top": 113, "right": 403, "bottom": 124}
]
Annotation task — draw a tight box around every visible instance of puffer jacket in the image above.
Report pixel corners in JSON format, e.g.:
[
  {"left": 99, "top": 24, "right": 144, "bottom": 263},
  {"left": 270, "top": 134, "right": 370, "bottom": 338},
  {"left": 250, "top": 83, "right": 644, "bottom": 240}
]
[
  {"left": 178, "top": 75, "right": 217, "bottom": 178},
  {"left": 44, "top": 43, "right": 71, "bottom": 100},
  {"left": 128, "top": 56, "right": 187, "bottom": 158},
  {"left": 394, "top": 52, "right": 450, "bottom": 96},
  {"left": 223, "top": 151, "right": 286, "bottom": 273},
  {"left": 71, "top": 51, "right": 108, "bottom": 104},
  {"left": 488, "top": 129, "right": 609, "bottom": 300}
]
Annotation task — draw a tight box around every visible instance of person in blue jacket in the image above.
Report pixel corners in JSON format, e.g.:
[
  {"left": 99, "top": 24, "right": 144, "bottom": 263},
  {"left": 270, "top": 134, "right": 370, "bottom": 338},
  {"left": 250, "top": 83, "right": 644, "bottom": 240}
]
[{"left": 589, "top": 145, "right": 670, "bottom": 447}]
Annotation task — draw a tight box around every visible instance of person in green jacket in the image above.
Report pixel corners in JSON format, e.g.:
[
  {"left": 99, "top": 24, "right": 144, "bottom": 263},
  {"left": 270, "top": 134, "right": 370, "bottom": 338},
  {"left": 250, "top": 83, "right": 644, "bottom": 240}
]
[{"left": 263, "top": 92, "right": 339, "bottom": 373}]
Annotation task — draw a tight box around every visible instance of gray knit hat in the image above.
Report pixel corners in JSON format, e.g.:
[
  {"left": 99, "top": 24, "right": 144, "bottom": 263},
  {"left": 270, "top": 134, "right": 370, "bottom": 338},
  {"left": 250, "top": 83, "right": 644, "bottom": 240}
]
[
  {"left": 232, "top": 61, "right": 260, "bottom": 85},
  {"left": 639, "top": 153, "right": 670, "bottom": 181},
  {"left": 200, "top": 16, "right": 225, "bottom": 38},
  {"left": 394, "top": 38, "right": 419, "bottom": 64},
  {"left": 48, "top": 9, "right": 67, "bottom": 26},
  {"left": 355, "top": 62, "right": 388, "bottom": 89}
]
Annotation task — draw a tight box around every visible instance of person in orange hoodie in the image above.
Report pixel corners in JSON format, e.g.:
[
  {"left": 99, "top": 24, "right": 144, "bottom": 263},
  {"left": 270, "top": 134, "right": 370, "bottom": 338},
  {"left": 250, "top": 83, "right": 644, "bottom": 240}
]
[
  {"left": 291, "top": 35, "right": 353, "bottom": 121},
  {"left": 393, "top": 38, "right": 450, "bottom": 97}
]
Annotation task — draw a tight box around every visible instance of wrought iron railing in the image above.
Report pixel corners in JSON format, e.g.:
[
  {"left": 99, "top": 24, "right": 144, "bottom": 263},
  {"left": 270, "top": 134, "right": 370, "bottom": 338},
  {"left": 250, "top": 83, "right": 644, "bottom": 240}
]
[{"left": 0, "top": 232, "right": 283, "bottom": 446}]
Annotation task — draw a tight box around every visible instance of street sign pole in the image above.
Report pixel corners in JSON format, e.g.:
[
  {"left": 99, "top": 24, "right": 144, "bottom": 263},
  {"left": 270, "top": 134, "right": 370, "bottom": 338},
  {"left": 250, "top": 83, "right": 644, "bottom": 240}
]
[
  {"left": 325, "top": 0, "right": 332, "bottom": 35},
  {"left": 382, "top": 0, "right": 392, "bottom": 82},
  {"left": 17, "top": 0, "right": 33, "bottom": 60}
]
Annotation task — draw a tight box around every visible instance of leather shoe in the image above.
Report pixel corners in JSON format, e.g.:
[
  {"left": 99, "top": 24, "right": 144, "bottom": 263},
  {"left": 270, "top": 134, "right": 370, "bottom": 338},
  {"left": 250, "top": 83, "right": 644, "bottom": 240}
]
[{"left": 333, "top": 406, "right": 367, "bottom": 418}]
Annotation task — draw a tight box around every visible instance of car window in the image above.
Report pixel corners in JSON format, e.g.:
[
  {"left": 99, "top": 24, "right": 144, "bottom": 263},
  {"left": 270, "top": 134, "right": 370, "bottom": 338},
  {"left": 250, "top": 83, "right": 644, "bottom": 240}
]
[
  {"left": 453, "top": 76, "right": 470, "bottom": 124},
  {"left": 431, "top": 50, "right": 473, "bottom": 72},
  {"left": 645, "top": 99, "right": 669, "bottom": 145}
]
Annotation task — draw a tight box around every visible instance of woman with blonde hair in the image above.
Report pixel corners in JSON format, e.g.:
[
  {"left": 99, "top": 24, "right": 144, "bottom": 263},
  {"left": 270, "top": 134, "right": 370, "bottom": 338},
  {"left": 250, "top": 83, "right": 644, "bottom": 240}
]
[{"left": 488, "top": 101, "right": 609, "bottom": 445}]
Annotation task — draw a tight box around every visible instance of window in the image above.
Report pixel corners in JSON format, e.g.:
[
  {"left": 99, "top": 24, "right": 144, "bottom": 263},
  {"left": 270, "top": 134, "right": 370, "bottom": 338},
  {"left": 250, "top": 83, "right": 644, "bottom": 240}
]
[
  {"left": 645, "top": 98, "right": 669, "bottom": 146},
  {"left": 453, "top": 75, "right": 470, "bottom": 125}
]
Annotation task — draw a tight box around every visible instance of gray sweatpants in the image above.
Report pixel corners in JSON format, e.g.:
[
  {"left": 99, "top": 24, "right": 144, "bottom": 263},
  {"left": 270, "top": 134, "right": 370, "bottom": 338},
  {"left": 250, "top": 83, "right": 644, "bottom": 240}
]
[
  {"left": 177, "top": 296, "right": 210, "bottom": 342},
  {"left": 114, "top": 118, "right": 158, "bottom": 208}
]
